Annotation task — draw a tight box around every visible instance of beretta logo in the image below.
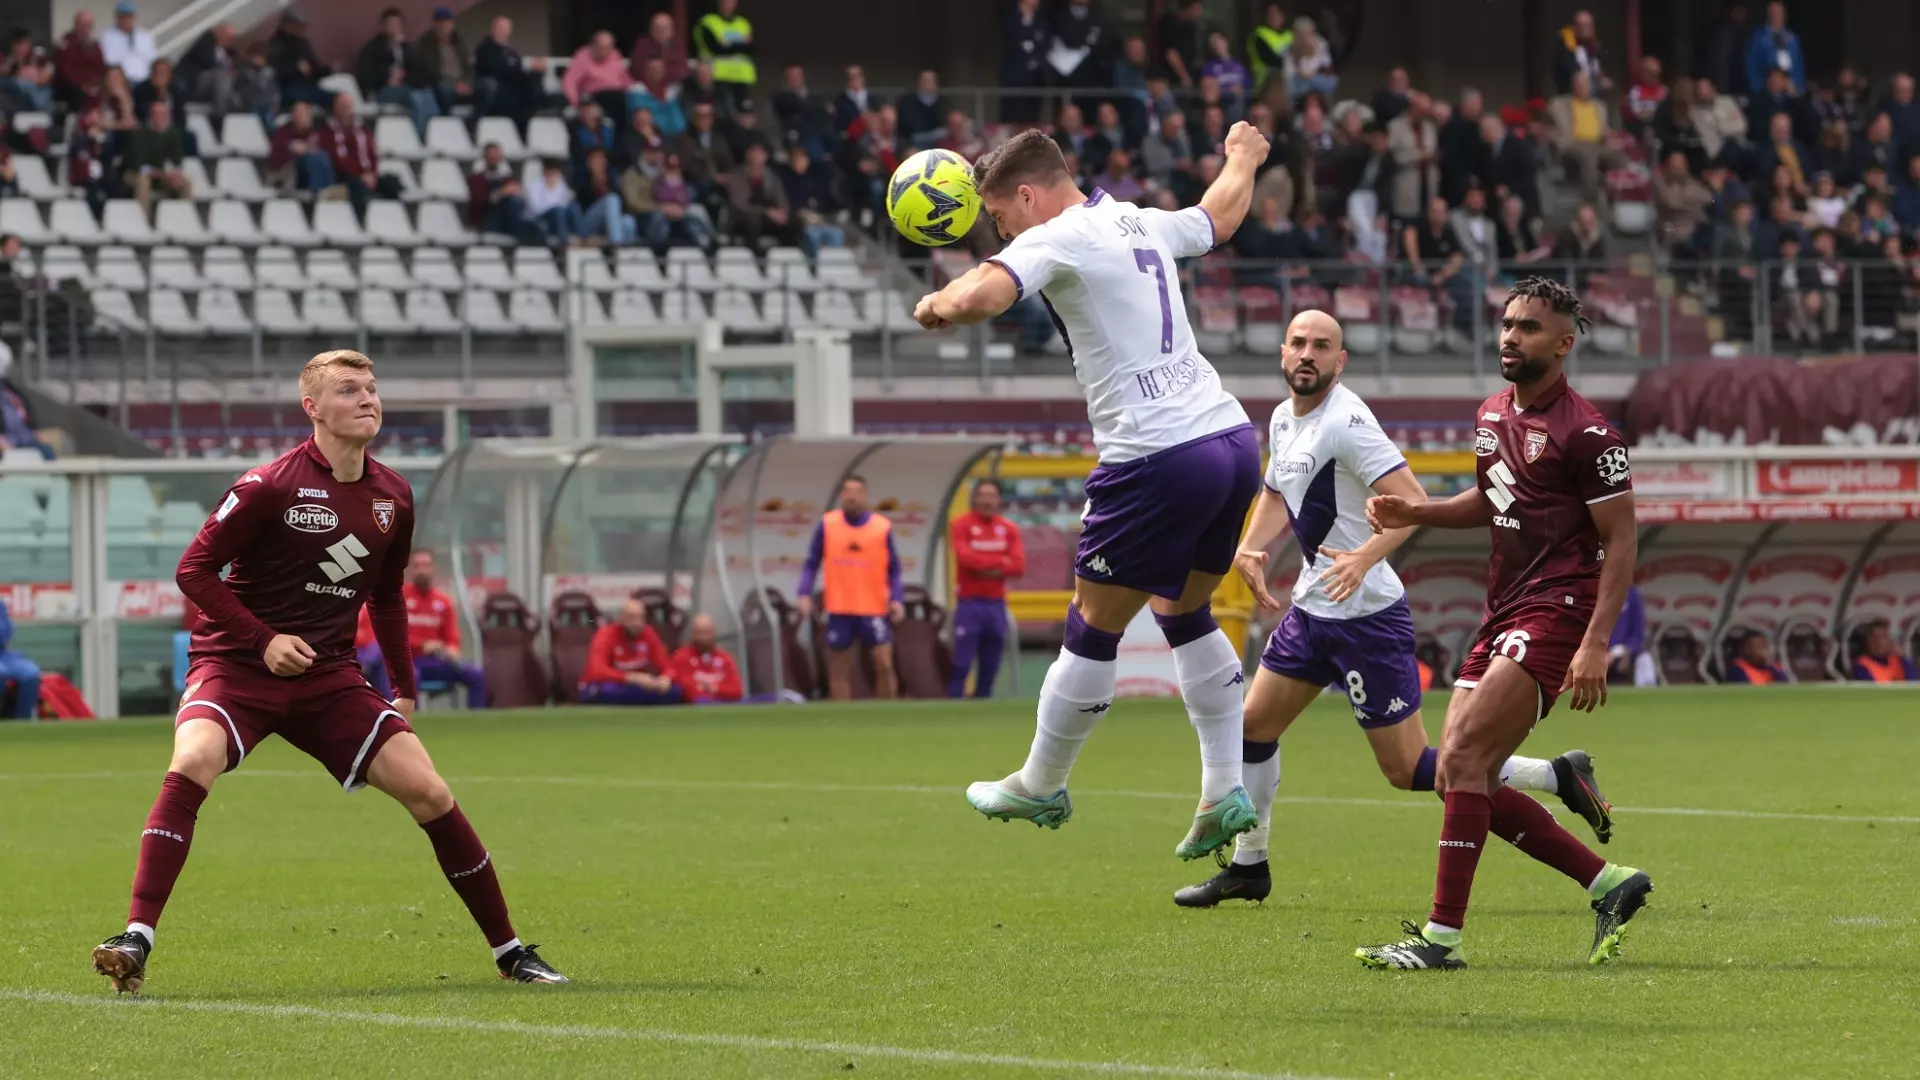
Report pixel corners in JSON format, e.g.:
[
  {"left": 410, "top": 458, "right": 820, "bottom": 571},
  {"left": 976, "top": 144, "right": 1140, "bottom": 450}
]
[
  {"left": 1474, "top": 427, "right": 1500, "bottom": 456},
  {"left": 285, "top": 503, "right": 340, "bottom": 533}
]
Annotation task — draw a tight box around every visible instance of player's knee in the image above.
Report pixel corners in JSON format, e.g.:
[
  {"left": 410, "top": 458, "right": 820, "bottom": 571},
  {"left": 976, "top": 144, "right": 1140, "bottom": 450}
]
[
  {"left": 1379, "top": 757, "right": 1417, "bottom": 790},
  {"left": 1436, "top": 742, "right": 1493, "bottom": 787},
  {"left": 169, "top": 719, "right": 230, "bottom": 786},
  {"left": 402, "top": 772, "right": 456, "bottom": 820}
]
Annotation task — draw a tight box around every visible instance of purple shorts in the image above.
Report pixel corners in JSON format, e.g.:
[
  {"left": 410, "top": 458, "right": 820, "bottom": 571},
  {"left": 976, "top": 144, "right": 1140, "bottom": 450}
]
[
  {"left": 1259, "top": 597, "right": 1423, "bottom": 728},
  {"left": 826, "top": 613, "right": 893, "bottom": 650},
  {"left": 1075, "top": 424, "right": 1262, "bottom": 599}
]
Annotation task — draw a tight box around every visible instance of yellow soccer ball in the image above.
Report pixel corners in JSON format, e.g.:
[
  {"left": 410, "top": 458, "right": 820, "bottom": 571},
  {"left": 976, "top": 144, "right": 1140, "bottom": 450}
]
[{"left": 886, "top": 149, "right": 981, "bottom": 247}]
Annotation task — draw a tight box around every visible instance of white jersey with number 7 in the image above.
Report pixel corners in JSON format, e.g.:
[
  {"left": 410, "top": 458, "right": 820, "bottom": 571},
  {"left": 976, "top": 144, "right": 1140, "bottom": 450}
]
[{"left": 985, "top": 189, "right": 1250, "bottom": 465}]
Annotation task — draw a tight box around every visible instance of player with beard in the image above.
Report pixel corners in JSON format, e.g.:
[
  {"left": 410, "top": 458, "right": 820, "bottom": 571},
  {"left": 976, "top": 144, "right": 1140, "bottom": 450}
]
[
  {"left": 1175, "top": 310, "right": 1612, "bottom": 909},
  {"left": 90, "top": 349, "right": 567, "bottom": 994},
  {"left": 1354, "top": 278, "right": 1653, "bottom": 971}
]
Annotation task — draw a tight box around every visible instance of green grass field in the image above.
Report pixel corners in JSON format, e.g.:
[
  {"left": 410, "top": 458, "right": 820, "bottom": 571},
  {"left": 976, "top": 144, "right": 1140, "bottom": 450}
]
[{"left": 3, "top": 688, "right": 1918, "bottom": 1079}]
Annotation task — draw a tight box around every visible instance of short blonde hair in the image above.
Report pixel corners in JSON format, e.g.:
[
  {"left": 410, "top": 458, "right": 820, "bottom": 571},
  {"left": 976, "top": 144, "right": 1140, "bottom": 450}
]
[{"left": 299, "top": 349, "right": 374, "bottom": 401}]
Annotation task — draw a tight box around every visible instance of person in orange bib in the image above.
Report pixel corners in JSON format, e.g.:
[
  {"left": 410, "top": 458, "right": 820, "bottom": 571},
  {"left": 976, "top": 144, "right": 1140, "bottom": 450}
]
[
  {"left": 795, "top": 475, "right": 904, "bottom": 700},
  {"left": 1850, "top": 621, "right": 1918, "bottom": 682},
  {"left": 1724, "top": 631, "right": 1790, "bottom": 684}
]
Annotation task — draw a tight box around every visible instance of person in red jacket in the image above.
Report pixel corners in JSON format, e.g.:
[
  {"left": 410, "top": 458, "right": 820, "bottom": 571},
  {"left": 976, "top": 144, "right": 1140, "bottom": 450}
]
[
  {"left": 947, "top": 478, "right": 1025, "bottom": 697},
  {"left": 400, "top": 550, "right": 488, "bottom": 708},
  {"left": 670, "top": 613, "right": 743, "bottom": 703},
  {"left": 579, "top": 599, "right": 682, "bottom": 705}
]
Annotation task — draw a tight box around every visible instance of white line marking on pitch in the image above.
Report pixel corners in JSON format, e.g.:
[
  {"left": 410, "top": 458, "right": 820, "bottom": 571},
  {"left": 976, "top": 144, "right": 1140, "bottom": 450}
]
[
  {"left": 0, "top": 989, "right": 1343, "bottom": 1080},
  {"left": 3, "top": 770, "right": 1916, "bottom": 827}
]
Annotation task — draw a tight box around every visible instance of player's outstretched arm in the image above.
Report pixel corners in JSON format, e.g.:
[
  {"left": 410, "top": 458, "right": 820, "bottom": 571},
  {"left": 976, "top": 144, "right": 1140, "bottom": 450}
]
[
  {"left": 1319, "top": 467, "right": 1429, "bottom": 604},
  {"left": 915, "top": 262, "right": 1020, "bottom": 329},
  {"left": 177, "top": 478, "right": 291, "bottom": 664},
  {"left": 1198, "top": 121, "right": 1272, "bottom": 246},
  {"left": 1233, "top": 486, "right": 1292, "bottom": 610},
  {"left": 1562, "top": 490, "right": 1639, "bottom": 712},
  {"left": 1367, "top": 487, "right": 1490, "bottom": 533}
]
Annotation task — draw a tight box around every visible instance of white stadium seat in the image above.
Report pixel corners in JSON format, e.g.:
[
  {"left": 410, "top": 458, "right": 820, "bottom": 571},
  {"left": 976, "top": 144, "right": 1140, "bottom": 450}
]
[
  {"left": 155, "top": 201, "right": 206, "bottom": 245},
  {"left": 11, "top": 154, "right": 58, "bottom": 200},
  {"left": 261, "top": 199, "right": 317, "bottom": 246},
  {"left": 811, "top": 289, "right": 868, "bottom": 331},
  {"left": 417, "top": 158, "right": 470, "bottom": 203},
  {"left": 318, "top": 73, "right": 369, "bottom": 115},
  {"left": 424, "top": 116, "right": 478, "bottom": 160},
  {"left": 375, "top": 115, "right": 428, "bottom": 161},
  {"left": 715, "top": 247, "right": 768, "bottom": 290},
  {"left": 149, "top": 289, "right": 201, "bottom": 334},
  {"left": 463, "top": 246, "right": 514, "bottom": 290},
  {"left": 573, "top": 252, "right": 617, "bottom": 292},
  {"left": 360, "top": 287, "right": 412, "bottom": 333},
  {"left": 406, "top": 288, "right": 461, "bottom": 333},
  {"left": 312, "top": 201, "right": 367, "bottom": 247},
  {"left": 512, "top": 247, "right": 565, "bottom": 290},
  {"left": 198, "top": 288, "right": 252, "bottom": 336},
  {"left": 186, "top": 113, "right": 223, "bottom": 157},
  {"left": 713, "top": 289, "right": 768, "bottom": 332},
  {"left": 765, "top": 247, "right": 818, "bottom": 291},
  {"left": 817, "top": 248, "right": 875, "bottom": 291},
  {"left": 215, "top": 157, "right": 271, "bottom": 202},
  {"left": 208, "top": 200, "right": 263, "bottom": 246},
  {"left": 359, "top": 247, "right": 412, "bottom": 290},
  {"left": 201, "top": 245, "right": 254, "bottom": 289},
  {"left": 415, "top": 201, "right": 475, "bottom": 247},
  {"left": 254, "top": 287, "right": 308, "bottom": 333},
  {"left": 50, "top": 198, "right": 104, "bottom": 244},
  {"left": 410, "top": 247, "right": 465, "bottom": 290},
  {"left": 573, "top": 289, "right": 610, "bottom": 325},
  {"left": 760, "top": 290, "right": 811, "bottom": 330},
  {"left": 149, "top": 246, "right": 206, "bottom": 291},
  {"left": 94, "top": 246, "right": 148, "bottom": 291},
  {"left": 0, "top": 198, "right": 53, "bottom": 245},
  {"left": 364, "top": 200, "right": 419, "bottom": 247},
  {"left": 525, "top": 116, "right": 570, "bottom": 161},
  {"left": 509, "top": 287, "right": 564, "bottom": 332},
  {"left": 463, "top": 290, "right": 516, "bottom": 334},
  {"left": 219, "top": 113, "right": 271, "bottom": 159},
  {"left": 102, "top": 199, "right": 158, "bottom": 246},
  {"left": 614, "top": 249, "right": 669, "bottom": 291},
  {"left": 92, "top": 287, "right": 144, "bottom": 331},
  {"left": 867, "top": 290, "right": 922, "bottom": 332},
  {"left": 381, "top": 160, "right": 427, "bottom": 203},
  {"left": 178, "top": 156, "right": 214, "bottom": 200},
  {"left": 664, "top": 247, "right": 718, "bottom": 291},
  {"left": 474, "top": 117, "right": 528, "bottom": 159},
  {"left": 302, "top": 288, "right": 355, "bottom": 330},
  {"left": 608, "top": 289, "right": 657, "bottom": 324},
  {"left": 253, "top": 246, "right": 306, "bottom": 289},
  {"left": 657, "top": 290, "right": 709, "bottom": 322},
  {"left": 37, "top": 245, "right": 90, "bottom": 286},
  {"left": 305, "top": 249, "right": 360, "bottom": 289}
]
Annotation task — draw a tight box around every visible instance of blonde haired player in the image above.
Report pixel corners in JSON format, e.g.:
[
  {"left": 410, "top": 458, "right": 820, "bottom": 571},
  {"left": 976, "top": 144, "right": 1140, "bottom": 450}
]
[
  {"left": 91, "top": 350, "right": 567, "bottom": 994},
  {"left": 913, "top": 122, "right": 1274, "bottom": 860}
]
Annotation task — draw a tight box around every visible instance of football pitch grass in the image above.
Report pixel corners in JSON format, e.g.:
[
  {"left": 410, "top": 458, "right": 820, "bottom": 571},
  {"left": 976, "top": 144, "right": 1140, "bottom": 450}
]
[{"left": 2, "top": 687, "right": 1917, "bottom": 1079}]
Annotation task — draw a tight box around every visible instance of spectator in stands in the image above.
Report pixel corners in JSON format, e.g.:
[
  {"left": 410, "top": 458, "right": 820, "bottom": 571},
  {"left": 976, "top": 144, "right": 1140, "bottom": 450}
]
[
  {"left": 1861, "top": 192, "right": 1900, "bottom": 245},
  {"left": 679, "top": 59, "right": 719, "bottom": 119},
  {"left": 1140, "top": 107, "right": 1194, "bottom": 187},
  {"left": 1, "top": 33, "right": 53, "bottom": 113},
  {"left": 1851, "top": 622, "right": 1918, "bottom": 681},
  {"left": 475, "top": 15, "right": 546, "bottom": 124},
  {"left": 1373, "top": 66, "right": 1411, "bottom": 127},
  {"left": 999, "top": 0, "right": 1049, "bottom": 124},
  {"left": 1724, "top": 630, "right": 1789, "bottom": 683},
  {"left": 0, "top": 149, "right": 15, "bottom": 198},
  {"left": 648, "top": 152, "right": 715, "bottom": 251},
  {"left": 1554, "top": 200, "right": 1609, "bottom": 269},
  {"left": 1827, "top": 67, "right": 1871, "bottom": 133},
  {"left": 1157, "top": 0, "right": 1205, "bottom": 89},
  {"left": 0, "top": 596, "right": 40, "bottom": 718},
  {"left": 937, "top": 108, "right": 986, "bottom": 161},
  {"left": 119, "top": 99, "right": 189, "bottom": 217},
  {"left": 1495, "top": 192, "right": 1551, "bottom": 267},
  {"left": 1090, "top": 148, "right": 1145, "bottom": 203},
  {"left": 1550, "top": 71, "right": 1621, "bottom": 206},
  {"left": 523, "top": 158, "right": 574, "bottom": 245},
  {"left": 226, "top": 43, "right": 277, "bottom": 129},
  {"left": 1806, "top": 171, "right": 1846, "bottom": 229},
  {"left": 131, "top": 57, "right": 179, "bottom": 124},
  {"left": 98, "top": 65, "right": 137, "bottom": 133},
  {"left": 1201, "top": 31, "right": 1250, "bottom": 113},
  {"left": 631, "top": 11, "right": 688, "bottom": 86},
  {"left": 416, "top": 7, "right": 471, "bottom": 115},
  {"left": 1892, "top": 156, "right": 1920, "bottom": 233},
  {"left": 1622, "top": 55, "right": 1668, "bottom": 137},
  {"left": 629, "top": 58, "right": 687, "bottom": 139},
  {"left": 1758, "top": 112, "right": 1810, "bottom": 200},
  {"left": 563, "top": 29, "right": 631, "bottom": 122},
  {"left": 1759, "top": 193, "right": 1808, "bottom": 257},
  {"left": 54, "top": 10, "right": 104, "bottom": 113},
  {"left": 1746, "top": 1, "right": 1804, "bottom": 95},
  {"left": 617, "top": 106, "right": 664, "bottom": 173},
  {"left": 1085, "top": 102, "right": 1129, "bottom": 172},
  {"left": 1750, "top": 66, "right": 1815, "bottom": 149},
  {"left": 1439, "top": 88, "right": 1486, "bottom": 206},
  {"left": 1553, "top": 9, "right": 1608, "bottom": 96},
  {"left": 1189, "top": 72, "right": 1241, "bottom": 130},
  {"left": 1849, "top": 115, "right": 1898, "bottom": 187},
  {"left": 898, "top": 70, "right": 945, "bottom": 151},
  {"left": 471, "top": 141, "right": 530, "bottom": 239},
  {"left": 1654, "top": 150, "right": 1713, "bottom": 254},
  {"left": 100, "top": 2, "right": 155, "bottom": 86},
  {"left": 1698, "top": 1, "right": 1750, "bottom": 98},
  {"left": 569, "top": 99, "right": 617, "bottom": 177},
  {"left": 1449, "top": 183, "right": 1497, "bottom": 279},
  {"left": 1713, "top": 200, "right": 1759, "bottom": 338},
  {"left": 577, "top": 600, "right": 681, "bottom": 706},
  {"left": 1233, "top": 194, "right": 1308, "bottom": 271},
  {"left": 268, "top": 99, "right": 333, "bottom": 192},
  {"left": 176, "top": 22, "right": 235, "bottom": 108},
  {"left": 1774, "top": 235, "right": 1828, "bottom": 348},
  {"left": 693, "top": 0, "right": 755, "bottom": 115},
  {"left": 840, "top": 102, "right": 898, "bottom": 216},
  {"left": 778, "top": 144, "right": 843, "bottom": 256},
  {"left": 1052, "top": 102, "right": 1091, "bottom": 162},
  {"left": 832, "top": 64, "right": 870, "bottom": 136},
  {"left": 1284, "top": 16, "right": 1337, "bottom": 104},
  {"left": 675, "top": 100, "right": 735, "bottom": 195},
  {"left": 1112, "top": 37, "right": 1151, "bottom": 140},
  {"left": 773, "top": 65, "right": 831, "bottom": 159},
  {"left": 319, "top": 93, "right": 393, "bottom": 217},
  {"left": 267, "top": 11, "right": 327, "bottom": 110},
  {"left": 1404, "top": 195, "right": 1467, "bottom": 307},
  {"left": 1691, "top": 77, "right": 1750, "bottom": 173},
  {"left": 1049, "top": 0, "right": 1109, "bottom": 101},
  {"left": 1194, "top": 102, "right": 1229, "bottom": 159},
  {"left": 670, "top": 614, "right": 744, "bottom": 704},
  {"left": 1246, "top": 4, "right": 1291, "bottom": 95},
  {"left": 357, "top": 8, "right": 435, "bottom": 135},
  {"left": 722, "top": 106, "right": 773, "bottom": 161},
  {"left": 1386, "top": 90, "right": 1438, "bottom": 226},
  {"left": 570, "top": 148, "right": 634, "bottom": 247},
  {"left": 1485, "top": 113, "right": 1540, "bottom": 217},
  {"left": 1880, "top": 73, "right": 1920, "bottom": 151},
  {"left": 727, "top": 142, "right": 802, "bottom": 252},
  {"left": 66, "top": 108, "right": 110, "bottom": 215},
  {"left": 1606, "top": 585, "right": 1656, "bottom": 687}
]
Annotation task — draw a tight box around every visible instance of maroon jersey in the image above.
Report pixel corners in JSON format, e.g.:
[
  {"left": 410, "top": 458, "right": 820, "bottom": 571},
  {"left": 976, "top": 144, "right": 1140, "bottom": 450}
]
[
  {"left": 1472, "top": 375, "right": 1632, "bottom": 615},
  {"left": 176, "top": 437, "right": 418, "bottom": 697}
]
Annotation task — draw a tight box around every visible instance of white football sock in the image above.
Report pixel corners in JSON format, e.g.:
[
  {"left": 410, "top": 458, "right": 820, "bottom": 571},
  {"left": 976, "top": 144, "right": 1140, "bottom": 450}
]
[
  {"left": 126, "top": 922, "right": 155, "bottom": 948},
  {"left": 1171, "top": 629, "right": 1247, "bottom": 802},
  {"left": 1500, "top": 756, "right": 1558, "bottom": 793},
  {"left": 1015, "top": 648, "right": 1116, "bottom": 796},
  {"left": 1233, "top": 743, "right": 1280, "bottom": 866},
  {"left": 491, "top": 936, "right": 523, "bottom": 961}
]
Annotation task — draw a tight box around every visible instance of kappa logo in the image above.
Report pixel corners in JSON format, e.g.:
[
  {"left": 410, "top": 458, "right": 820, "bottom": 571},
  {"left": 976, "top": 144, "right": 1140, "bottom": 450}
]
[
  {"left": 1083, "top": 554, "right": 1111, "bottom": 576},
  {"left": 1349, "top": 413, "right": 1368, "bottom": 427},
  {"left": 1524, "top": 429, "right": 1550, "bottom": 463},
  {"left": 1223, "top": 671, "right": 1245, "bottom": 688},
  {"left": 284, "top": 503, "right": 339, "bottom": 533},
  {"left": 1386, "top": 697, "right": 1409, "bottom": 715},
  {"left": 297, "top": 487, "right": 330, "bottom": 499},
  {"left": 1077, "top": 701, "right": 1112, "bottom": 714}
]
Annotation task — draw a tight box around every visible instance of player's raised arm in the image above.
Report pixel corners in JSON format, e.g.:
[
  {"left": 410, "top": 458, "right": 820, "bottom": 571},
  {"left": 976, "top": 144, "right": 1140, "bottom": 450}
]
[
  {"left": 918, "top": 261, "right": 1021, "bottom": 328},
  {"left": 176, "top": 476, "right": 301, "bottom": 670},
  {"left": 1367, "top": 486, "right": 1491, "bottom": 533},
  {"left": 368, "top": 501, "right": 419, "bottom": 705},
  {"left": 1320, "top": 466, "right": 1429, "bottom": 604},
  {"left": 1197, "top": 121, "right": 1272, "bottom": 246}
]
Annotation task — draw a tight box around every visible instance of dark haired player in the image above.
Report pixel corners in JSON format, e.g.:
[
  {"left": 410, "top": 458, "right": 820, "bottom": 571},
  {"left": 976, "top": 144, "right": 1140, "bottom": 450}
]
[
  {"left": 1355, "top": 279, "right": 1653, "bottom": 970},
  {"left": 90, "top": 350, "right": 566, "bottom": 993},
  {"left": 910, "top": 123, "right": 1273, "bottom": 859}
]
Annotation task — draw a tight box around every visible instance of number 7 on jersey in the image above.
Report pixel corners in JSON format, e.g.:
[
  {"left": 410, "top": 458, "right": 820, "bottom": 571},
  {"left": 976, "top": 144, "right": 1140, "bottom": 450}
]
[{"left": 1132, "top": 249, "right": 1173, "bottom": 354}]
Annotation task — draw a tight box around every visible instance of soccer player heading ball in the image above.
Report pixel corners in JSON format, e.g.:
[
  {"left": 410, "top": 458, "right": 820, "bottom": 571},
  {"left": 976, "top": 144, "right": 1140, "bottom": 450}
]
[
  {"left": 1354, "top": 278, "right": 1654, "bottom": 971},
  {"left": 91, "top": 350, "right": 566, "bottom": 994},
  {"left": 913, "top": 121, "right": 1274, "bottom": 860}
]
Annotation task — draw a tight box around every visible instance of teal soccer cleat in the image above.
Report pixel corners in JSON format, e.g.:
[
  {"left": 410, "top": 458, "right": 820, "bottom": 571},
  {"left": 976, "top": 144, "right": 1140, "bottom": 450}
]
[
  {"left": 1173, "top": 786, "right": 1258, "bottom": 861},
  {"left": 966, "top": 778, "right": 1074, "bottom": 829}
]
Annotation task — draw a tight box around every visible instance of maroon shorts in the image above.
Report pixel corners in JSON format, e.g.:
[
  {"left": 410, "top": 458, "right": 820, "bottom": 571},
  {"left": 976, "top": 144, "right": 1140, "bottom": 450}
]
[
  {"left": 176, "top": 659, "right": 413, "bottom": 791},
  {"left": 1453, "top": 595, "right": 1595, "bottom": 719}
]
